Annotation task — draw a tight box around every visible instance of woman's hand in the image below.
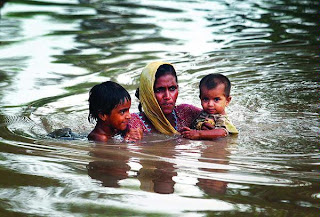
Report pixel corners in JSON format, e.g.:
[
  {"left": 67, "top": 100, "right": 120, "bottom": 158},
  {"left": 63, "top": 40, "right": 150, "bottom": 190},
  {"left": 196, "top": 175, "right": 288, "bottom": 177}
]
[
  {"left": 125, "top": 128, "right": 143, "bottom": 142},
  {"left": 181, "top": 127, "right": 200, "bottom": 140}
]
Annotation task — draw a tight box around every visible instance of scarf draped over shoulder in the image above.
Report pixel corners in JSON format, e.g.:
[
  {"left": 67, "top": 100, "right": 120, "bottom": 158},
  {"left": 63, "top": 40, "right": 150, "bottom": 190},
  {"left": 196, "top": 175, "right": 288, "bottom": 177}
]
[{"left": 139, "top": 61, "right": 179, "bottom": 135}]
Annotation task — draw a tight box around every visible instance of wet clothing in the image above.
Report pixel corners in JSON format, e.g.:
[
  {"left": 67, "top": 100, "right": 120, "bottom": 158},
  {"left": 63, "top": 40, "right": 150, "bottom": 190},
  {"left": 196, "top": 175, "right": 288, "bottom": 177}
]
[
  {"left": 191, "top": 111, "right": 238, "bottom": 134},
  {"left": 129, "top": 104, "right": 201, "bottom": 133},
  {"left": 47, "top": 128, "right": 87, "bottom": 140},
  {"left": 137, "top": 61, "right": 179, "bottom": 135}
]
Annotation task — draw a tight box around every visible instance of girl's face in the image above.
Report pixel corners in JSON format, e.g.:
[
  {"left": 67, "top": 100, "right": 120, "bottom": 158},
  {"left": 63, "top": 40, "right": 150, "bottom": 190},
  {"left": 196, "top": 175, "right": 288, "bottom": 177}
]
[
  {"left": 105, "top": 99, "right": 132, "bottom": 131},
  {"left": 154, "top": 74, "right": 179, "bottom": 115}
]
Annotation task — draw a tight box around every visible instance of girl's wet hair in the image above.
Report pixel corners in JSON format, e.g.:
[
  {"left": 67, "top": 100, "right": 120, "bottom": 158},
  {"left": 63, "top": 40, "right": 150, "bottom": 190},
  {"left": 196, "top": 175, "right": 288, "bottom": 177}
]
[
  {"left": 136, "top": 64, "right": 178, "bottom": 112},
  {"left": 88, "top": 81, "right": 131, "bottom": 123},
  {"left": 199, "top": 73, "right": 231, "bottom": 97}
]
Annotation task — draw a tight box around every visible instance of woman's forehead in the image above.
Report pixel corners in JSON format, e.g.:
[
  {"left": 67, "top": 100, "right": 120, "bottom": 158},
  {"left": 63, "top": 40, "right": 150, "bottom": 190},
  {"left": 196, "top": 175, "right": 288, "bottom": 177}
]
[{"left": 154, "top": 74, "right": 177, "bottom": 86}]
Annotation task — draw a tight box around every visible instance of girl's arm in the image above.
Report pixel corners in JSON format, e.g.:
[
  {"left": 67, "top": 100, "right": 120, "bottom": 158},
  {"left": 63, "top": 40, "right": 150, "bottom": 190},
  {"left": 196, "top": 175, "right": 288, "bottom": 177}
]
[{"left": 125, "top": 128, "right": 143, "bottom": 142}]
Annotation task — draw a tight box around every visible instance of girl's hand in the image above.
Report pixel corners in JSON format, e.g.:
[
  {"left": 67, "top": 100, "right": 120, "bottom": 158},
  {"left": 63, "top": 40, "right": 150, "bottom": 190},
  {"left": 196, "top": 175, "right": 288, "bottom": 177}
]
[
  {"left": 181, "top": 127, "right": 200, "bottom": 140},
  {"left": 125, "top": 128, "right": 143, "bottom": 142}
]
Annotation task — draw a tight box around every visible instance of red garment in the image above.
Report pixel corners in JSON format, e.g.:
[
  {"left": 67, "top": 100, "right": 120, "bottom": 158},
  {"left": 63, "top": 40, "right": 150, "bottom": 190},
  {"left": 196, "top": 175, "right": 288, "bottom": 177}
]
[{"left": 129, "top": 104, "right": 201, "bottom": 133}]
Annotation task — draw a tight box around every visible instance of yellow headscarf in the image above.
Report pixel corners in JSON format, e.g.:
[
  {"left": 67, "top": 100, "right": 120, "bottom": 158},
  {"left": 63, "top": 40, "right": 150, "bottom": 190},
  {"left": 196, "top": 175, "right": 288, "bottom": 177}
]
[{"left": 139, "top": 61, "right": 179, "bottom": 135}]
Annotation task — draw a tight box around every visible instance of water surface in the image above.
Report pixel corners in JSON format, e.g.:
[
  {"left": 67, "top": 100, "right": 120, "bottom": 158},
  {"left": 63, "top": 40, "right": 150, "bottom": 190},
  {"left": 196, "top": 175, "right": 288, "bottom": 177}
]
[{"left": 0, "top": 0, "right": 319, "bottom": 216}]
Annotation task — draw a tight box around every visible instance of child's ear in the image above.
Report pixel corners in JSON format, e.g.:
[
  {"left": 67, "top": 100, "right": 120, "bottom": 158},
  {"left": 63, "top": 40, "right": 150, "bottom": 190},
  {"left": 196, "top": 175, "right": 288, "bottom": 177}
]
[
  {"left": 98, "top": 113, "right": 109, "bottom": 121},
  {"left": 226, "top": 96, "right": 232, "bottom": 106}
]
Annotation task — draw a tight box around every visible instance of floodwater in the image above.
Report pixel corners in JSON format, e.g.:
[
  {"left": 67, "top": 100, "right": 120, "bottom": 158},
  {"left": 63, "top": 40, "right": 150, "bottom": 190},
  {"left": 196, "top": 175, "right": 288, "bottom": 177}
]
[{"left": 0, "top": 0, "right": 319, "bottom": 216}]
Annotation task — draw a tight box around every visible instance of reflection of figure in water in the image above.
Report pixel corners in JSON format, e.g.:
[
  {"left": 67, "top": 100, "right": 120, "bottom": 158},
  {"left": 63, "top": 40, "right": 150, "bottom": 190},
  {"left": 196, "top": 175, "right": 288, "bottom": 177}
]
[
  {"left": 87, "top": 145, "right": 130, "bottom": 188},
  {"left": 137, "top": 140, "right": 178, "bottom": 194},
  {"left": 138, "top": 159, "right": 177, "bottom": 194},
  {"left": 182, "top": 74, "right": 238, "bottom": 139},
  {"left": 87, "top": 81, "right": 142, "bottom": 142},
  {"left": 197, "top": 140, "right": 230, "bottom": 196}
]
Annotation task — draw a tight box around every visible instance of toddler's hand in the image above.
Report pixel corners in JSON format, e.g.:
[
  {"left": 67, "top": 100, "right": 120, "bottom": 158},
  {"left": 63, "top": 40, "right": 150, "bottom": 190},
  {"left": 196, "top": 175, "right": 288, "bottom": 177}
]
[
  {"left": 202, "top": 122, "right": 215, "bottom": 130},
  {"left": 125, "top": 128, "right": 143, "bottom": 142},
  {"left": 181, "top": 127, "right": 200, "bottom": 140}
]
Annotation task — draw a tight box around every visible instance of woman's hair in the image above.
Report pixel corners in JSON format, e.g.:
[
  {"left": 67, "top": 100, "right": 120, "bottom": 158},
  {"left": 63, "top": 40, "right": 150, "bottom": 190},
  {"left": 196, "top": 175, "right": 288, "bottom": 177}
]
[
  {"left": 88, "top": 81, "right": 131, "bottom": 123},
  {"left": 135, "top": 64, "right": 178, "bottom": 112},
  {"left": 199, "top": 73, "right": 231, "bottom": 97},
  {"left": 155, "top": 64, "right": 178, "bottom": 83}
]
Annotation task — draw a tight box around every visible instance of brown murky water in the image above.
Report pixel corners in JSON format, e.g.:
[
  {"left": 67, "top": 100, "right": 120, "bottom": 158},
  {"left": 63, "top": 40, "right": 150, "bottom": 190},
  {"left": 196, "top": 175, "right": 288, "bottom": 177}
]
[{"left": 0, "top": 0, "right": 319, "bottom": 216}]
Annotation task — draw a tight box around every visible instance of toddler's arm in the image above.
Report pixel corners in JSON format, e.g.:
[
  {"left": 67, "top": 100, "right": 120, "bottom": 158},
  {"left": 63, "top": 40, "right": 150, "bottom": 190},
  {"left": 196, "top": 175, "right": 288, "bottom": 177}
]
[{"left": 181, "top": 127, "right": 228, "bottom": 140}]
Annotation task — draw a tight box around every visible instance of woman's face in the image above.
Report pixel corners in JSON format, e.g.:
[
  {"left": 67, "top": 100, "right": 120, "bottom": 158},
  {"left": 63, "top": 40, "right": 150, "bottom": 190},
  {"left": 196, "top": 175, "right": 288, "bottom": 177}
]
[{"left": 154, "top": 74, "right": 179, "bottom": 115}]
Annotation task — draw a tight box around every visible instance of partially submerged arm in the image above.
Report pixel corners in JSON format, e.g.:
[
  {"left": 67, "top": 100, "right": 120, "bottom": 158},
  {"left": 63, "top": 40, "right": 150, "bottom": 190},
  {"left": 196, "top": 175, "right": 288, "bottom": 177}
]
[
  {"left": 125, "top": 128, "right": 143, "bottom": 142},
  {"left": 181, "top": 126, "right": 228, "bottom": 140}
]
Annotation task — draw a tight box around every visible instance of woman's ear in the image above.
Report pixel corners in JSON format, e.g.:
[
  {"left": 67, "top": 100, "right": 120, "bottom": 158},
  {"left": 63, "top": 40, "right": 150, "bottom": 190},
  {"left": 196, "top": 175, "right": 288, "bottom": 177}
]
[{"left": 98, "top": 113, "right": 108, "bottom": 121}]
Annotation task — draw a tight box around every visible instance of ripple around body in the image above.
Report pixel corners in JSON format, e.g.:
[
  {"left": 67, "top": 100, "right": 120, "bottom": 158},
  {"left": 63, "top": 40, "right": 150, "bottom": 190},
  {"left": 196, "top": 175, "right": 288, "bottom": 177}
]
[{"left": 0, "top": 0, "right": 319, "bottom": 216}]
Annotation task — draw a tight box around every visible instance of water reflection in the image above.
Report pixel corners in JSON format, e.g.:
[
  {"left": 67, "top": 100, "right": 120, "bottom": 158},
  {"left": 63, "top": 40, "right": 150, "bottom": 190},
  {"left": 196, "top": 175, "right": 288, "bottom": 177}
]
[
  {"left": 137, "top": 139, "right": 178, "bottom": 194},
  {"left": 0, "top": 0, "right": 319, "bottom": 216},
  {"left": 197, "top": 140, "right": 229, "bottom": 196},
  {"left": 86, "top": 137, "right": 234, "bottom": 196},
  {"left": 87, "top": 143, "right": 130, "bottom": 188}
]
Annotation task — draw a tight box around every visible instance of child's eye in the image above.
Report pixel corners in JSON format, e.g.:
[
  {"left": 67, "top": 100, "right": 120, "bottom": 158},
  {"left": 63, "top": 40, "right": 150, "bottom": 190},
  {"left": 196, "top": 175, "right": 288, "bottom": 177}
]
[
  {"left": 202, "top": 97, "right": 209, "bottom": 102},
  {"left": 120, "top": 109, "right": 128, "bottom": 115},
  {"left": 214, "top": 98, "right": 220, "bottom": 102}
]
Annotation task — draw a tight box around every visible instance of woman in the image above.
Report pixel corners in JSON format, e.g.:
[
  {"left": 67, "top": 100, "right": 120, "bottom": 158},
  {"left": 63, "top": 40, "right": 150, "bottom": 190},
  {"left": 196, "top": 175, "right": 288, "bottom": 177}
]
[{"left": 129, "top": 61, "right": 201, "bottom": 135}]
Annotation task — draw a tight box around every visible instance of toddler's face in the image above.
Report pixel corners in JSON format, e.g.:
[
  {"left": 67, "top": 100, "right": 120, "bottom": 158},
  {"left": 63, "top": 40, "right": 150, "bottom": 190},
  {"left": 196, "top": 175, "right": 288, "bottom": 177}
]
[{"left": 200, "top": 84, "right": 231, "bottom": 115}]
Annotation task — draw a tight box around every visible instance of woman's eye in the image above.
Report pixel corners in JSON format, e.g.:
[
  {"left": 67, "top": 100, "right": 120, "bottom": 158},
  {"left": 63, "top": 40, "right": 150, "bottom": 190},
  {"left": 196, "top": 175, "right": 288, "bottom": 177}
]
[
  {"left": 169, "top": 86, "right": 177, "bottom": 91},
  {"left": 154, "top": 87, "right": 164, "bottom": 93}
]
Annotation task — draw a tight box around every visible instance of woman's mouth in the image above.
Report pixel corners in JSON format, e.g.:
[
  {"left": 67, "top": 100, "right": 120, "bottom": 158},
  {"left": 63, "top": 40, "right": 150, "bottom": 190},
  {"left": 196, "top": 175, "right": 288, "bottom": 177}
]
[
  {"left": 162, "top": 103, "right": 173, "bottom": 107},
  {"left": 161, "top": 104, "right": 174, "bottom": 110}
]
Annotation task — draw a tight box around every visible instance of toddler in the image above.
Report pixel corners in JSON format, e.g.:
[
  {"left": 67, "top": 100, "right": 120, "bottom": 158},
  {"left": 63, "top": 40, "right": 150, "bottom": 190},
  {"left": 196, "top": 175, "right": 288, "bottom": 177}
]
[{"left": 182, "top": 74, "right": 238, "bottom": 139}]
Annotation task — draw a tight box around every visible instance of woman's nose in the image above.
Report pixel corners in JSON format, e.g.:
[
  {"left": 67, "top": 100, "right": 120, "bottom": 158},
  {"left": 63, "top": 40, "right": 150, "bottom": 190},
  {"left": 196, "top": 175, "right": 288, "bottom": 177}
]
[{"left": 164, "top": 89, "right": 171, "bottom": 99}]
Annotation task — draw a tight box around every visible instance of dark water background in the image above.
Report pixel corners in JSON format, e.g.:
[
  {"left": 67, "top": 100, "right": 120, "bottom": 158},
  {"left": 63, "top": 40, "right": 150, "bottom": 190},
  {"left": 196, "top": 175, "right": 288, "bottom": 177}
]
[{"left": 0, "top": 0, "right": 319, "bottom": 216}]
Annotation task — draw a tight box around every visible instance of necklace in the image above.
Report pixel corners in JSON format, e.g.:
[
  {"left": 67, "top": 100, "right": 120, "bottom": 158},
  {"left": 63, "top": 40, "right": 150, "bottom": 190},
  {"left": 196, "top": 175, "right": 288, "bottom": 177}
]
[
  {"left": 172, "top": 109, "right": 178, "bottom": 130},
  {"left": 139, "top": 109, "right": 178, "bottom": 132}
]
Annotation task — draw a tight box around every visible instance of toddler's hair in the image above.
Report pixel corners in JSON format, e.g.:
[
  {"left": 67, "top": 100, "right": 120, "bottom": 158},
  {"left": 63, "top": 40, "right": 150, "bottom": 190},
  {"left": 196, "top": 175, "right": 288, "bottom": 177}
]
[
  {"left": 199, "top": 73, "right": 231, "bottom": 97},
  {"left": 88, "top": 81, "right": 131, "bottom": 123}
]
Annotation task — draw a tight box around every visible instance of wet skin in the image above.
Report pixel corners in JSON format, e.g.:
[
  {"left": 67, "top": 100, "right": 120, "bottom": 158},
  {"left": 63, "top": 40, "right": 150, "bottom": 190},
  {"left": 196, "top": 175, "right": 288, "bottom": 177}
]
[
  {"left": 200, "top": 84, "right": 231, "bottom": 115},
  {"left": 105, "top": 99, "right": 132, "bottom": 131},
  {"left": 153, "top": 74, "right": 179, "bottom": 116}
]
